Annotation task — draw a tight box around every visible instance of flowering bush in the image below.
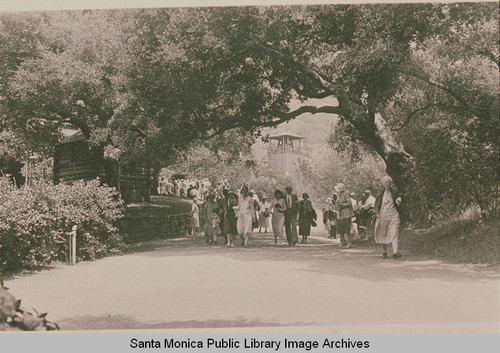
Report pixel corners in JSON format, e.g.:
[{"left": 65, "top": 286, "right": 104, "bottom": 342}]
[{"left": 0, "top": 178, "right": 124, "bottom": 272}]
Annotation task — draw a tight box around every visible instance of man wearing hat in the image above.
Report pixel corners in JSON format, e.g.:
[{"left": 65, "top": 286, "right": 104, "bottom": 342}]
[
  {"left": 284, "top": 186, "right": 299, "bottom": 246},
  {"left": 335, "top": 183, "right": 355, "bottom": 248}
]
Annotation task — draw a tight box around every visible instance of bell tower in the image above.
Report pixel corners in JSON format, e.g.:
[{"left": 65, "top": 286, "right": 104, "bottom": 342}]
[{"left": 267, "top": 132, "right": 304, "bottom": 176}]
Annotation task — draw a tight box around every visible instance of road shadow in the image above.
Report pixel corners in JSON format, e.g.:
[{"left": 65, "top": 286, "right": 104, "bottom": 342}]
[
  {"left": 57, "top": 314, "right": 312, "bottom": 331},
  {"left": 123, "top": 233, "right": 499, "bottom": 283}
]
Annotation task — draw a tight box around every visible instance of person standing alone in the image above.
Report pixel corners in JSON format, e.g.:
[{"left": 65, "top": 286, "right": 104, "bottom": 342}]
[
  {"left": 374, "top": 176, "right": 402, "bottom": 259},
  {"left": 284, "top": 186, "right": 299, "bottom": 246},
  {"left": 299, "top": 193, "right": 316, "bottom": 244},
  {"left": 335, "top": 183, "right": 355, "bottom": 248}
]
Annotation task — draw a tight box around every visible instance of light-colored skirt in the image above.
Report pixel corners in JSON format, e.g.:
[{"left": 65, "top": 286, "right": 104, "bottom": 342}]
[
  {"left": 259, "top": 214, "right": 271, "bottom": 228},
  {"left": 191, "top": 215, "right": 199, "bottom": 228},
  {"left": 237, "top": 215, "right": 253, "bottom": 235},
  {"left": 374, "top": 216, "right": 399, "bottom": 244},
  {"left": 272, "top": 214, "right": 285, "bottom": 239}
]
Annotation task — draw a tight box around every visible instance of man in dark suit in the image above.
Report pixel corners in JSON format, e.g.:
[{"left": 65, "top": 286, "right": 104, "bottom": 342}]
[{"left": 284, "top": 186, "right": 299, "bottom": 246}]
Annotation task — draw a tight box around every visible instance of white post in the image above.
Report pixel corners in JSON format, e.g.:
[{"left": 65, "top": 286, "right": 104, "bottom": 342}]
[
  {"left": 68, "top": 232, "right": 72, "bottom": 264},
  {"left": 70, "top": 225, "right": 77, "bottom": 265}
]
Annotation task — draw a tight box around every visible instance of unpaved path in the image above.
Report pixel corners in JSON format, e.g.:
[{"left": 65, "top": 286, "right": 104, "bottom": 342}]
[{"left": 5, "top": 229, "right": 499, "bottom": 333}]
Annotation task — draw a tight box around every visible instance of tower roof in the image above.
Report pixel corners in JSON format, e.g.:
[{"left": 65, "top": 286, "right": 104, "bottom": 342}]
[
  {"left": 59, "top": 128, "right": 85, "bottom": 144},
  {"left": 268, "top": 132, "right": 304, "bottom": 140}
]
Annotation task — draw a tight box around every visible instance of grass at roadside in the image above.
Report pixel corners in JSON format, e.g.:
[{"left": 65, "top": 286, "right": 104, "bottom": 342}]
[{"left": 399, "top": 217, "right": 499, "bottom": 265}]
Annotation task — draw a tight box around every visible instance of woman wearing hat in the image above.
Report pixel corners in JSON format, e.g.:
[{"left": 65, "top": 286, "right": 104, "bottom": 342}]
[
  {"left": 374, "top": 176, "right": 402, "bottom": 259},
  {"left": 335, "top": 183, "right": 355, "bottom": 248},
  {"left": 299, "top": 193, "right": 316, "bottom": 244}
]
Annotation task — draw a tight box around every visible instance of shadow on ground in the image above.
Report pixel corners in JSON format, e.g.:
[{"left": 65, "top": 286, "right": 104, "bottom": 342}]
[
  {"left": 58, "top": 314, "right": 311, "bottom": 331},
  {"left": 123, "top": 233, "right": 499, "bottom": 284}
]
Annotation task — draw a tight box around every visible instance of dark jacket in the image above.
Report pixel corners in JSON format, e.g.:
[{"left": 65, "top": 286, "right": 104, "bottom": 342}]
[
  {"left": 299, "top": 200, "right": 317, "bottom": 221},
  {"left": 285, "top": 193, "right": 299, "bottom": 215}
]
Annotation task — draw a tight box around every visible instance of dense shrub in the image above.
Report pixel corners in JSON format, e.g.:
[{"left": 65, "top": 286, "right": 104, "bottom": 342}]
[
  {"left": 399, "top": 217, "right": 500, "bottom": 265},
  {"left": 0, "top": 178, "right": 124, "bottom": 272}
]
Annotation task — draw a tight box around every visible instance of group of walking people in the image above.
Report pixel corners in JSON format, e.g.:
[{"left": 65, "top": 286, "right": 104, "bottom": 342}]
[
  {"left": 189, "top": 175, "right": 403, "bottom": 259},
  {"left": 190, "top": 185, "right": 317, "bottom": 248},
  {"left": 158, "top": 176, "right": 223, "bottom": 201},
  {"left": 268, "top": 186, "right": 317, "bottom": 246}
]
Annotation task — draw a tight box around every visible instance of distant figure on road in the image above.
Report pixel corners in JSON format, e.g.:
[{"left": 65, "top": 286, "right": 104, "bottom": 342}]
[
  {"left": 323, "top": 195, "right": 337, "bottom": 239},
  {"left": 236, "top": 185, "right": 254, "bottom": 247},
  {"left": 284, "top": 186, "right": 299, "bottom": 246},
  {"left": 349, "top": 192, "right": 359, "bottom": 240},
  {"left": 335, "top": 183, "right": 355, "bottom": 248},
  {"left": 270, "top": 190, "right": 286, "bottom": 246},
  {"left": 258, "top": 197, "right": 271, "bottom": 233},
  {"left": 220, "top": 190, "right": 238, "bottom": 247},
  {"left": 203, "top": 192, "right": 219, "bottom": 245},
  {"left": 359, "top": 190, "right": 375, "bottom": 225},
  {"left": 374, "top": 176, "right": 402, "bottom": 259},
  {"left": 299, "top": 193, "right": 316, "bottom": 244},
  {"left": 190, "top": 198, "right": 200, "bottom": 235},
  {"left": 249, "top": 190, "right": 260, "bottom": 231}
]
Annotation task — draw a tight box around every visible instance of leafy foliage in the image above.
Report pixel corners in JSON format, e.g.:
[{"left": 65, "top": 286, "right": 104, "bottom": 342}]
[
  {"left": 0, "top": 281, "right": 58, "bottom": 331},
  {"left": 0, "top": 4, "right": 497, "bottom": 224},
  {"left": 0, "top": 178, "right": 124, "bottom": 272},
  {"left": 380, "top": 14, "right": 499, "bottom": 219},
  {"left": 295, "top": 148, "right": 385, "bottom": 204}
]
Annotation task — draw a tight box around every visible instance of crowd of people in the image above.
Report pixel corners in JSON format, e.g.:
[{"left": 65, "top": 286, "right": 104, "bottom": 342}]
[
  {"left": 164, "top": 175, "right": 403, "bottom": 259},
  {"left": 158, "top": 177, "right": 218, "bottom": 200},
  {"left": 187, "top": 184, "right": 317, "bottom": 248}
]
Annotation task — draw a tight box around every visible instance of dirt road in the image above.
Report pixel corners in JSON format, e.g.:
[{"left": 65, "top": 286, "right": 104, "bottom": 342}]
[{"left": 5, "top": 230, "right": 499, "bottom": 333}]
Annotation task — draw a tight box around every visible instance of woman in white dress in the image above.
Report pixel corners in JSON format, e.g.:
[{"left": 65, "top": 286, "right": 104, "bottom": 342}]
[
  {"left": 270, "top": 190, "right": 286, "bottom": 246},
  {"left": 258, "top": 197, "right": 271, "bottom": 233},
  {"left": 374, "top": 176, "right": 402, "bottom": 259},
  {"left": 190, "top": 199, "right": 199, "bottom": 235},
  {"left": 236, "top": 185, "right": 254, "bottom": 247}
]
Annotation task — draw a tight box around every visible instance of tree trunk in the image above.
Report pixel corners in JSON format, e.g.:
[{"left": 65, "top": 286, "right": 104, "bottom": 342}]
[
  {"left": 364, "top": 113, "right": 429, "bottom": 224},
  {"left": 150, "top": 166, "right": 161, "bottom": 196}
]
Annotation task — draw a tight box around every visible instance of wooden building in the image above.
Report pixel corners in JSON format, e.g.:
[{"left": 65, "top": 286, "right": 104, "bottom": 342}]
[
  {"left": 53, "top": 129, "right": 152, "bottom": 203},
  {"left": 267, "top": 132, "right": 304, "bottom": 176}
]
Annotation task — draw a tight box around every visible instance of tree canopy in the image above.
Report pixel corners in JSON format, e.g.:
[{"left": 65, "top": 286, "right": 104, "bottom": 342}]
[{"left": 0, "top": 3, "right": 497, "bottom": 222}]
